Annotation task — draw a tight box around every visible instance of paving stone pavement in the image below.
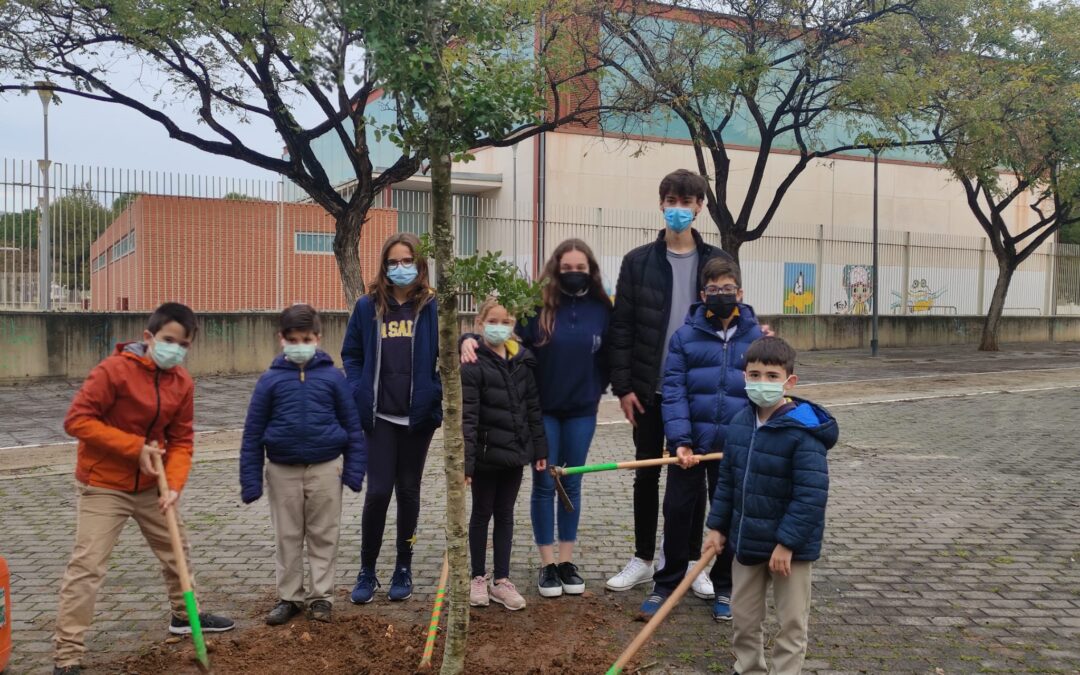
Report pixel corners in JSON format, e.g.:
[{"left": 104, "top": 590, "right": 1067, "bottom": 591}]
[
  {"left": 4, "top": 342, "right": 1080, "bottom": 448},
  {"left": 2, "top": 383, "right": 1080, "bottom": 673}
]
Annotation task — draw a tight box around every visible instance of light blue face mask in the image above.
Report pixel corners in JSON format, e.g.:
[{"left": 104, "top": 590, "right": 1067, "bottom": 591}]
[
  {"left": 151, "top": 341, "right": 188, "bottom": 370},
  {"left": 283, "top": 343, "right": 317, "bottom": 364},
  {"left": 387, "top": 264, "right": 418, "bottom": 287},
  {"left": 483, "top": 323, "right": 514, "bottom": 346},
  {"left": 745, "top": 380, "right": 788, "bottom": 408},
  {"left": 663, "top": 206, "right": 694, "bottom": 233}
]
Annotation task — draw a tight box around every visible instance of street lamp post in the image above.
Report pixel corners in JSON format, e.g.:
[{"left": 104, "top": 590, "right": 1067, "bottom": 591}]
[
  {"left": 36, "top": 81, "right": 54, "bottom": 311},
  {"left": 871, "top": 146, "right": 882, "bottom": 357}
]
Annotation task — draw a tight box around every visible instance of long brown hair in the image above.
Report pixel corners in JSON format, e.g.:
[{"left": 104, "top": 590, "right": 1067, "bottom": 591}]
[
  {"left": 368, "top": 232, "right": 433, "bottom": 317},
  {"left": 537, "top": 238, "right": 610, "bottom": 346}
]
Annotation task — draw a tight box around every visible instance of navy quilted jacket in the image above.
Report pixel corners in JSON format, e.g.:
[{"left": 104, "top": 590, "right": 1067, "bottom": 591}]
[
  {"left": 661, "top": 302, "right": 764, "bottom": 452},
  {"left": 239, "top": 351, "right": 368, "bottom": 503},
  {"left": 706, "top": 398, "right": 837, "bottom": 563}
]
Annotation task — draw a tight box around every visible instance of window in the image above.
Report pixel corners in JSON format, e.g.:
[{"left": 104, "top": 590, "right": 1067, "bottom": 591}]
[
  {"left": 295, "top": 232, "right": 334, "bottom": 254},
  {"left": 110, "top": 230, "right": 136, "bottom": 262},
  {"left": 91, "top": 253, "right": 107, "bottom": 272}
]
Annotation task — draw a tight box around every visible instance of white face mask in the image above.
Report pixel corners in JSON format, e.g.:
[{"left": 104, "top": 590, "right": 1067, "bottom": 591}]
[
  {"left": 283, "top": 343, "right": 317, "bottom": 364},
  {"left": 150, "top": 341, "right": 187, "bottom": 370}
]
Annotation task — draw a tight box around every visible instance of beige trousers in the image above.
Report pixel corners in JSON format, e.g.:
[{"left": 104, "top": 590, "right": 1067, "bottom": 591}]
[
  {"left": 53, "top": 483, "right": 191, "bottom": 667},
  {"left": 265, "top": 456, "right": 344, "bottom": 605},
  {"left": 731, "top": 559, "right": 813, "bottom": 675}
]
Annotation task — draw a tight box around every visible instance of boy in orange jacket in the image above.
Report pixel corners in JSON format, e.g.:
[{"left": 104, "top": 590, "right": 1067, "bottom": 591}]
[{"left": 52, "top": 303, "right": 234, "bottom": 675}]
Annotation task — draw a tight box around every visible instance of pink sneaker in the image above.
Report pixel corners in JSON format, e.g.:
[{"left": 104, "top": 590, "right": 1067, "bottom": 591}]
[
  {"left": 489, "top": 578, "right": 526, "bottom": 611},
  {"left": 469, "top": 575, "right": 489, "bottom": 607}
]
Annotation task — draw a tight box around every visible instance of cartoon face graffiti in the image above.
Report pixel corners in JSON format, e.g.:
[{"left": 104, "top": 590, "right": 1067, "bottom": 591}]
[{"left": 843, "top": 265, "right": 873, "bottom": 315}]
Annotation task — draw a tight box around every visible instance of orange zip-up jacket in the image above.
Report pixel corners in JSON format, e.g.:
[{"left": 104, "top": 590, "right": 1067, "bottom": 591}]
[{"left": 64, "top": 342, "right": 195, "bottom": 493}]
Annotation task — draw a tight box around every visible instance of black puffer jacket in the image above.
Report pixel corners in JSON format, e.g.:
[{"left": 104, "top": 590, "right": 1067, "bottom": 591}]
[
  {"left": 461, "top": 340, "right": 548, "bottom": 476},
  {"left": 610, "top": 228, "right": 732, "bottom": 406}
]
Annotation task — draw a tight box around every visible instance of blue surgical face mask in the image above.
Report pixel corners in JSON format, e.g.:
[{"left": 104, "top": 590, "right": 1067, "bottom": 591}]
[
  {"left": 745, "top": 380, "right": 788, "bottom": 408},
  {"left": 387, "top": 263, "right": 418, "bottom": 287},
  {"left": 663, "top": 206, "right": 694, "bottom": 233},
  {"left": 283, "top": 343, "right": 317, "bottom": 364},
  {"left": 150, "top": 341, "right": 187, "bottom": 370},
  {"left": 483, "top": 323, "right": 514, "bottom": 346}
]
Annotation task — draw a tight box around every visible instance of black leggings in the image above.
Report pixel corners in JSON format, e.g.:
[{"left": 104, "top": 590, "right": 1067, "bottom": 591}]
[
  {"left": 360, "top": 419, "right": 435, "bottom": 571},
  {"left": 469, "top": 467, "right": 524, "bottom": 580}
]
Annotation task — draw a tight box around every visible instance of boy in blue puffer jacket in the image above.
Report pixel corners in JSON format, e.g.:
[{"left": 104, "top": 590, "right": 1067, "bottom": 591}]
[
  {"left": 703, "top": 336, "right": 836, "bottom": 675},
  {"left": 642, "top": 257, "right": 763, "bottom": 621},
  {"left": 240, "top": 304, "right": 367, "bottom": 626}
]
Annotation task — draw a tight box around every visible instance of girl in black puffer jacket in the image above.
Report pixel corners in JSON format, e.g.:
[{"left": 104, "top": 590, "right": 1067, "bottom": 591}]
[{"left": 463, "top": 299, "right": 548, "bottom": 611}]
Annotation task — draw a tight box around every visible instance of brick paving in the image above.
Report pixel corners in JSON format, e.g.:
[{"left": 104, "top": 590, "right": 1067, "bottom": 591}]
[{"left": 2, "top": 375, "right": 1080, "bottom": 673}]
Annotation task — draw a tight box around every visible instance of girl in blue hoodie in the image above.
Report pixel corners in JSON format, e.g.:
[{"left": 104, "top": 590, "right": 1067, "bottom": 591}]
[
  {"left": 462, "top": 238, "right": 611, "bottom": 598},
  {"left": 239, "top": 304, "right": 367, "bottom": 626},
  {"left": 342, "top": 233, "right": 442, "bottom": 605}
]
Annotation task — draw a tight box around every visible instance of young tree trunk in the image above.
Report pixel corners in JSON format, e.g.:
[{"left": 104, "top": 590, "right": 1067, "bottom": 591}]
[
  {"left": 718, "top": 226, "right": 744, "bottom": 266},
  {"left": 980, "top": 259, "right": 1015, "bottom": 352},
  {"left": 430, "top": 147, "right": 469, "bottom": 675},
  {"left": 333, "top": 207, "right": 368, "bottom": 306}
]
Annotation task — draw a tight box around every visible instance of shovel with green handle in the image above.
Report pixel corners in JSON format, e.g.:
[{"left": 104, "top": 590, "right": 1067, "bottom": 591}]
[{"left": 150, "top": 449, "right": 211, "bottom": 672}]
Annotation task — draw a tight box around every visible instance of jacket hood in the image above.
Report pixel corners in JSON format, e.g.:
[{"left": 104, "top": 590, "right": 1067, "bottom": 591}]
[
  {"left": 763, "top": 397, "right": 839, "bottom": 450},
  {"left": 477, "top": 339, "right": 534, "bottom": 367},
  {"left": 687, "top": 302, "right": 760, "bottom": 335},
  {"left": 119, "top": 341, "right": 157, "bottom": 370},
  {"left": 270, "top": 350, "right": 337, "bottom": 370}
]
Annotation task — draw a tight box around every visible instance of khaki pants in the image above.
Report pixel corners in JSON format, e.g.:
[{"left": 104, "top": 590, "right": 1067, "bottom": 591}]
[
  {"left": 265, "top": 456, "right": 343, "bottom": 605},
  {"left": 53, "top": 483, "right": 191, "bottom": 667},
  {"left": 731, "top": 559, "right": 813, "bottom": 675}
]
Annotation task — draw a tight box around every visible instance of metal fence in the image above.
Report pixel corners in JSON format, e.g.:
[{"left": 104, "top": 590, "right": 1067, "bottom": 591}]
[{"left": 2, "top": 157, "right": 1077, "bottom": 316}]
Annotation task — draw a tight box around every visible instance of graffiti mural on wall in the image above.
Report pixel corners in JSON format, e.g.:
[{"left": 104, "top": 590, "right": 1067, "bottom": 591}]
[
  {"left": 834, "top": 264, "right": 874, "bottom": 315},
  {"left": 890, "top": 278, "right": 947, "bottom": 313},
  {"left": 783, "top": 262, "right": 816, "bottom": 314}
]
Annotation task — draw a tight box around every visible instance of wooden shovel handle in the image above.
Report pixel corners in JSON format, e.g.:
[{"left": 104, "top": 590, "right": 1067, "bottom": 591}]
[{"left": 150, "top": 450, "right": 193, "bottom": 593}]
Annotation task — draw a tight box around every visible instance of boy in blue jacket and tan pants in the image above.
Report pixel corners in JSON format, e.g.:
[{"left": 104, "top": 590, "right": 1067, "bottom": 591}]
[
  {"left": 240, "top": 304, "right": 367, "bottom": 626},
  {"left": 703, "top": 336, "right": 836, "bottom": 675}
]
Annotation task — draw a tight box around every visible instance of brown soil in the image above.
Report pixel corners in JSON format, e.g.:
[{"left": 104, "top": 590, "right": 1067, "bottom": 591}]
[{"left": 109, "top": 591, "right": 644, "bottom": 675}]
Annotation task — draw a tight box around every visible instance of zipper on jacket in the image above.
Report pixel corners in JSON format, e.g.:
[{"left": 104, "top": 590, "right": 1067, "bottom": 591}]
[
  {"left": 734, "top": 425, "right": 757, "bottom": 559},
  {"left": 408, "top": 306, "right": 418, "bottom": 429},
  {"left": 372, "top": 315, "right": 384, "bottom": 427},
  {"left": 138, "top": 369, "right": 163, "bottom": 494}
]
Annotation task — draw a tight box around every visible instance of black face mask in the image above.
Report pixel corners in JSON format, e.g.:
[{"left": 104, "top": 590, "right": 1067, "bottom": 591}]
[
  {"left": 705, "top": 294, "right": 738, "bottom": 324},
  {"left": 560, "top": 271, "right": 591, "bottom": 295}
]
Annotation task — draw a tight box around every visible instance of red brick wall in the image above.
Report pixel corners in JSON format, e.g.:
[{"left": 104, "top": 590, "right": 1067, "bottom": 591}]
[{"left": 90, "top": 195, "right": 397, "bottom": 312}]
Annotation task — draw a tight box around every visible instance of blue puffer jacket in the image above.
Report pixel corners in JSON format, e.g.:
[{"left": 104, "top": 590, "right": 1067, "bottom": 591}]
[
  {"left": 707, "top": 398, "right": 837, "bottom": 564},
  {"left": 661, "top": 302, "right": 764, "bottom": 452},
  {"left": 239, "top": 351, "right": 368, "bottom": 504},
  {"left": 341, "top": 294, "right": 443, "bottom": 433}
]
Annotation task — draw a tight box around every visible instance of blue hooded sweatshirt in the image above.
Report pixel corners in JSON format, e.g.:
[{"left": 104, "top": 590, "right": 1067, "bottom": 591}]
[
  {"left": 239, "top": 351, "right": 368, "bottom": 504},
  {"left": 515, "top": 294, "right": 611, "bottom": 418},
  {"left": 661, "top": 302, "right": 764, "bottom": 452},
  {"left": 707, "top": 398, "right": 838, "bottom": 564}
]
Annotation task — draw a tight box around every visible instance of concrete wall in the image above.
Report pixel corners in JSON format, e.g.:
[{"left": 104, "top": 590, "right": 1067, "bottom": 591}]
[{"left": 2, "top": 311, "right": 1078, "bottom": 382}]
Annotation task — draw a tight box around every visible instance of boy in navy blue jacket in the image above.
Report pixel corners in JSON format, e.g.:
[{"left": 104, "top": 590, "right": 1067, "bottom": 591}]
[
  {"left": 641, "top": 258, "right": 763, "bottom": 621},
  {"left": 703, "top": 336, "right": 836, "bottom": 675},
  {"left": 240, "top": 304, "right": 367, "bottom": 626}
]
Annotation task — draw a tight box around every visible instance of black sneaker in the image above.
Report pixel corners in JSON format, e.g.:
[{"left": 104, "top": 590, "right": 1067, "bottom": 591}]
[
  {"left": 307, "top": 599, "right": 332, "bottom": 623},
  {"left": 169, "top": 612, "right": 236, "bottom": 635},
  {"left": 537, "top": 563, "right": 563, "bottom": 598},
  {"left": 53, "top": 667, "right": 82, "bottom": 675},
  {"left": 557, "top": 562, "right": 585, "bottom": 595},
  {"left": 266, "top": 600, "right": 302, "bottom": 626}
]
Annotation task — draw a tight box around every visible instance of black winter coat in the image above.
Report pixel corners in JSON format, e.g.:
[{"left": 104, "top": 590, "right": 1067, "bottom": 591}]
[
  {"left": 610, "top": 228, "right": 733, "bottom": 406},
  {"left": 461, "top": 341, "right": 548, "bottom": 476}
]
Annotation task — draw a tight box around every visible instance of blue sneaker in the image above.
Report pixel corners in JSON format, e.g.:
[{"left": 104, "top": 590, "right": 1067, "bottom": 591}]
[
  {"left": 636, "top": 590, "right": 668, "bottom": 621},
  {"left": 388, "top": 566, "right": 413, "bottom": 601},
  {"left": 350, "top": 568, "right": 379, "bottom": 605},
  {"left": 712, "top": 595, "right": 732, "bottom": 621}
]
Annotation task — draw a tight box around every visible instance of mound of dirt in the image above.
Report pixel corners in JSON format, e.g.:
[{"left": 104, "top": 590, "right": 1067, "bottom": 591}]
[{"left": 111, "top": 593, "right": 641, "bottom": 674}]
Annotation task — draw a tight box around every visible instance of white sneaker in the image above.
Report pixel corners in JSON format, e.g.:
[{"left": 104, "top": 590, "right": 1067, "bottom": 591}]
[
  {"left": 606, "top": 557, "right": 654, "bottom": 591},
  {"left": 689, "top": 561, "right": 715, "bottom": 600}
]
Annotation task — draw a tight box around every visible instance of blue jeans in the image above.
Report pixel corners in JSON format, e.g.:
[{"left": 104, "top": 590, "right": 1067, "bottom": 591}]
[{"left": 531, "top": 415, "right": 597, "bottom": 546}]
